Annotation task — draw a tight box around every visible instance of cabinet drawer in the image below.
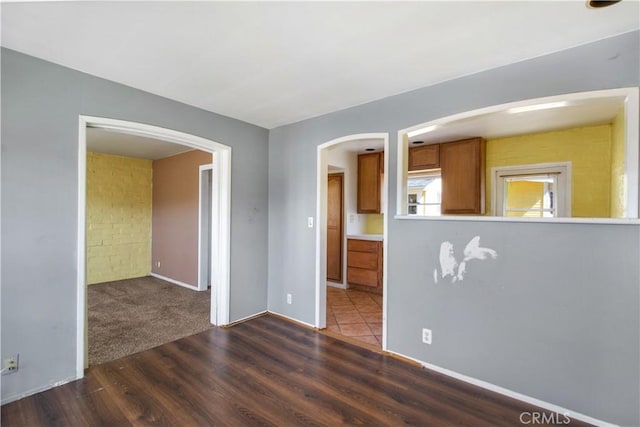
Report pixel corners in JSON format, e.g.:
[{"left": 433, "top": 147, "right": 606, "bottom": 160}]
[
  {"left": 347, "top": 239, "right": 378, "bottom": 253},
  {"left": 347, "top": 251, "right": 378, "bottom": 270},
  {"left": 347, "top": 267, "right": 378, "bottom": 287}
]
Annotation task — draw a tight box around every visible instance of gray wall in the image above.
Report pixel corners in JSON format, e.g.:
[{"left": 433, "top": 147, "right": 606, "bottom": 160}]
[
  {"left": 268, "top": 31, "right": 640, "bottom": 425},
  {"left": 1, "top": 49, "right": 269, "bottom": 402}
]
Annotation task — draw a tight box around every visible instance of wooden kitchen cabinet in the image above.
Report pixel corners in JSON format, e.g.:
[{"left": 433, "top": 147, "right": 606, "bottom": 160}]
[
  {"left": 440, "top": 137, "right": 485, "bottom": 215},
  {"left": 409, "top": 144, "right": 439, "bottom": 171},
  {"left": 357, "top": 152, "right": 383, "bottom": 213},
  {"left": 347, "top": 239, "right": 382, "bottom": 289}
]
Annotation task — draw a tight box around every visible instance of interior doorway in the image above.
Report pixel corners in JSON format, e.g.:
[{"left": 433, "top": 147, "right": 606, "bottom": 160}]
[
  {"left": 77, "top": 116, "right": 231, "bottom": 376},
  {"left": 316, "top": 133, "right": 389, "bottom": 351},
  {"left": 327, "top": 173, "right": 344, "bottom": 283}
]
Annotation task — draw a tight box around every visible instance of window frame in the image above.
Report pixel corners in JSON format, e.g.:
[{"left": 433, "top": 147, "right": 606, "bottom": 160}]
[
  {"left": 407, "top": 170, "right": 442, "bottom": 216},
  {"left": 492, "top": 162, "right": 572, "bottom": 218}
]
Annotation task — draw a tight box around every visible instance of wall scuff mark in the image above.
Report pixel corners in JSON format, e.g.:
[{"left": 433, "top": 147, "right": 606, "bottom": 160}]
[{"left": 434, "top": 236, "right": 497, "bottom": 283}]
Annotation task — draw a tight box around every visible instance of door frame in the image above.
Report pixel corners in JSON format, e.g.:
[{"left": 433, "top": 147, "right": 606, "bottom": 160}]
[
  {"left": 327, "top": 172, "right": 344, "bottom": 283},
  {"left": 198, "top": 164, "right": 214, "bottom": 291},
  {"left": 77, "top": 116, "right": 232, "bottom": 377},
  {"left": 315, "top": 133, "right": 389, "bottom": 350}
]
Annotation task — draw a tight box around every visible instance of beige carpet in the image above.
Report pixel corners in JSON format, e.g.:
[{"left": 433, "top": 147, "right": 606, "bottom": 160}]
[{"left": 88, "top": 276, "right": 212, "bottom": 365}]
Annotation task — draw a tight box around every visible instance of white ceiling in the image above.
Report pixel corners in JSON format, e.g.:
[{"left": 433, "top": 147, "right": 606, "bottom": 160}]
[
  {"left": 328, "top": 138, "right": 386, "bottom": 156},
  {"left": 87, "top": 127, "right": 193, "bottom": 160},
  {"left": 407, "top": 95, "right": 626, "bottom": 144},
  {"left": 2, "top": 1, "right": 638, "bottom": 129}
]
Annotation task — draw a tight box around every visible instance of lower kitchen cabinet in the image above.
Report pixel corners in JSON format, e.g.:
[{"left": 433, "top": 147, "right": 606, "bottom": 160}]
[{"left": 347, "top": 239, "right": 382, "bottom": 289}]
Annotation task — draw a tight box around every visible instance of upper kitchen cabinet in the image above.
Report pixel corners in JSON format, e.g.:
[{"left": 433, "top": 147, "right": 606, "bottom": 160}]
[
  {"left": 440, "top": 137, "right": 485, "bottom": 215},
  {"left": 357, "top": 152, "right": 383, "bottom": 213},
  {"left": 409, "top": 144, "right": 439, "bottom": 171}
]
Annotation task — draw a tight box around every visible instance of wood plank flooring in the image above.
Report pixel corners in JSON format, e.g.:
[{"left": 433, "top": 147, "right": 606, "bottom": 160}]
[{"left": 1, "top": 314, "right": 591, "bottom": 426}]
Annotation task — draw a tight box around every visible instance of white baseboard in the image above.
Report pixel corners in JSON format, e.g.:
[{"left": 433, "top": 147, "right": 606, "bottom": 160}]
[
  {"left": 1, "top": 374, "right": 79, "bottom": 406},
  {"left": 327, "top": 281, "right": 347, "bottom": 289},
  {"left": 226, "top": 310, "right": 267, "bottom": 326},
  {"left": 149, "top": 273, "right": 200, "bottom": 291},
  {"left": 268, "top": 310, "right": 317, "bottom": 329},
  {"left": 384, "top": 349, "right": 615, "bottom": 427}
]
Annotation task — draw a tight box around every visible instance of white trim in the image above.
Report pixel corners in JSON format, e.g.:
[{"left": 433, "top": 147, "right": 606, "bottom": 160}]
[
  {"left": 384, "top": 349, "right": 616, "bottom": 427},
  {"left": 397, "top": 132, "right": 409, "bottom": 216},
  {"left": 315, "top": 133, "right": 389, "bottom": 350},
  {"left": 394, "top": 214, "right": 640, "bottom": 225},
  {"left": 396, "top": 87, "right": 640, "bottom": 221},
  {"left": 624, "top": 88, "right": 639, "bottom": 218},
  {"left": 197, "top": 164, "right": 214, "bottom": 292},
  {"left": 1, "top": 375, "right": 79, "bottom": 406},
  {"left": 150, "top": 273, "right": 199, "bottom": 291},
  {"left": 491, "top": 162, "right": 572, "bottom": 218},
  {"left": 381, "top": 139, "right": 389, "bottom": 351},
  {"left": 229, "top": 310, "right": 268, "bottom": 325},
  {"left": 269, "top": 310, "right": 317, "bottom": 329},
  {"left": 77, "top": 118, "right": 87, "bottom": 376},
  {"left": 78, "top": 116, "right": 232, "bottom": 379},
  {"left": 327, "top": 281, "right": 347, "bottom": 290},
  {"left": 315, "top": 144, "right": 327, "bottom": 329},
  {"left": 212, "top": 147, "right": 231, "bottom": 326}
]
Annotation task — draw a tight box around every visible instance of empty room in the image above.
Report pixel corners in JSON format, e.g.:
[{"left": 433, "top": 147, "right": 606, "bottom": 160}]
[
  {"left": 1, "top": 2, "right": 639, "bottom": 426},
  {"left": 85, "top": 128, "right": 214, "bottom": 366}
]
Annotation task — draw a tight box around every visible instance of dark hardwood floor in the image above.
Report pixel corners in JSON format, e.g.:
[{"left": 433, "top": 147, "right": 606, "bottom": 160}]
[{"left": 2, "top": 314, "right": 591, "bottom": 426}]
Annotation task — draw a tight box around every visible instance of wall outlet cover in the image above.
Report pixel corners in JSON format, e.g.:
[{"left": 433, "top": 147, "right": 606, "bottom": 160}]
[
  {"left": 422, "top": 328, "right": 432, "bottom": 345},
  {"left": 2, "top": 354, "right": 19, "bottom": 376}
]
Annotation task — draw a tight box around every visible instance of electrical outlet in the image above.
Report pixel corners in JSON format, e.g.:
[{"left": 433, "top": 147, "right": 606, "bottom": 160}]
[
  {"left": 422, "top": 328, "right": 432, "bottom": 345},
  {"left": 2, "top": 354, "right": 19, "bottom": 376},
  {"left": 286, "top": 293, "right": 292, "bottom": 304},
  {"left": 156, "top": 261, "right": 161, "bottom": 268}
]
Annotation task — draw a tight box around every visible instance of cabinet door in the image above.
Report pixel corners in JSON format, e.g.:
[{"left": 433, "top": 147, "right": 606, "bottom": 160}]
[
  {"left": 441, "top": 138, "right": 485, "bottom": 214},
  {"left": 357, "top": 153, "right": 381, "bottom": 213},
  {"left": 409, "top": 144, "right": 439, "bottom": 171}
]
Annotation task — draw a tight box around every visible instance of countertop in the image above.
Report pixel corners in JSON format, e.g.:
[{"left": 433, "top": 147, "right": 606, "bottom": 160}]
[{"left": 346, "top": 234, "right": 384, "bottom": 241}]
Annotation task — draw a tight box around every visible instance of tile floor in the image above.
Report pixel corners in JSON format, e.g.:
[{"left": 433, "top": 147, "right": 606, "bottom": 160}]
[{"left": 326, "top": 287, "right": 383, "bottom": 348}]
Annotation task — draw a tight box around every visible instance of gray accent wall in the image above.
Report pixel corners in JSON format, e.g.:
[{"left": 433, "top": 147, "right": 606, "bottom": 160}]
[
  {"left": 1, "top": 49, "right": 269, "bottom": 402},
  {"left": 2, "top": 31, "right": 639, "bottom": 425},
  {"left": 268, "top": 31, "right": 640, "bottom": 425}
]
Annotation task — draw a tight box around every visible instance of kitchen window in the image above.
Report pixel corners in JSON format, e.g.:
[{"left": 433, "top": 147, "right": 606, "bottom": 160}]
[
  {"left": 493, "top": 163, "right": 571, "bottom": 218},
  {"left": 407, "top": 171, "right": 442, "bottom": 216}
]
